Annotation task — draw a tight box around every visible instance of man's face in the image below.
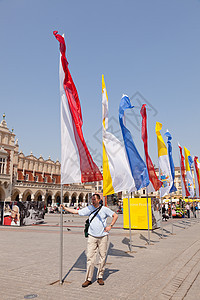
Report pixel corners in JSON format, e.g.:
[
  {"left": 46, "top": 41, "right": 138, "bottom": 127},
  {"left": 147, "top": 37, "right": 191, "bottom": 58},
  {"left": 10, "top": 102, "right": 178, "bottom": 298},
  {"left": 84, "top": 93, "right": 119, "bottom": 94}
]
[
  {"left": 91, "top": 195, "right": 100, "bottom": 207},
  {"left": 11, "top": 207, "right": 18, "bottom": 219}
]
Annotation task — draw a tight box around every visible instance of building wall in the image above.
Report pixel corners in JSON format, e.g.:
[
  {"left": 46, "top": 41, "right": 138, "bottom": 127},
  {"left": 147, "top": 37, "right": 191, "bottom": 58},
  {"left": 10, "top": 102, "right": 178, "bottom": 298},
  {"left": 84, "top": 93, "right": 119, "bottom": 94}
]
[{"left": 0, "top": 115, "right": 95, "bottom": 206}]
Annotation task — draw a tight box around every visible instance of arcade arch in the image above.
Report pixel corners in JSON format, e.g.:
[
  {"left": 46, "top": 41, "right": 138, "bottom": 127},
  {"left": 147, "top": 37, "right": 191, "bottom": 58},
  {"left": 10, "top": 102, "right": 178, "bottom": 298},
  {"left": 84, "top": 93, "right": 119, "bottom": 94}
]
[
  {"left": 78, "top": 193, "right": 84, "bottom": 204},
  {"left": 11, "top": 189, "right": 20, "bottom": 201},
  {"left": 22, "top": 189, "right": 32, "bottom": 201},
  {"left": 34, "top": 190, "right": 44, "bottom": 201},
  {"left": 71, "top": 192, "right": 77, "bottom": 206},
  {"left": 0, "top": 187, "right": 5, "bottom": 201},
  {"left": 63, "top": 192, "right": 70, "bottom": 204},
  {"left": 54, "top": 192, "right": 61, "bottom": 205}
]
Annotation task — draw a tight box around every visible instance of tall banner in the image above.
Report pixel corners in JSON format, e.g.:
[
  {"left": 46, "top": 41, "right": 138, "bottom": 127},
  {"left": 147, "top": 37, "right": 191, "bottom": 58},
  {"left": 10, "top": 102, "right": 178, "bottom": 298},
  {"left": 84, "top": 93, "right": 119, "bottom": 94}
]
[
  {"left": 194, "top": 156, "right": 200, "bottom": 198},
  {"left": 184, "top": 147, "right": 194, "bottom": 198},
  {"left": 178, "top": 144, "right": 190, "bottom": 198},
  {"left": 53, "top": 31, "right": 102, "bottom": 184},
  {"left": 155, "top": 122, "right": 173, "bottom": 197},
  {"left": 119, "top": 95, "right": 149, "bottom": 191},
  {"left": 102, "top": 76, "right": 136, "bottom": 195},
  {"left": 164, "top": 131, "right": 177, "bottom": 193},
  {"left": 140, "top": 104, "right": 162, "bottom": 191}
]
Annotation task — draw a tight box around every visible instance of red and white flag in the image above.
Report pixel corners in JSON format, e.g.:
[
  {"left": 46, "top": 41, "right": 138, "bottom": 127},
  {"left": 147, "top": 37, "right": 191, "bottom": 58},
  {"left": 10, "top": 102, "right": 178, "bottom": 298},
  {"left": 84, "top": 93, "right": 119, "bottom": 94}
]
[
  {"left": 178, "top": 144, "right": 190, "bottom": 198},
  {"left": 53, "top": 31, "right": 102, "bottom": 184},
  {"left": 140, "top": 104, "right": 162, "bottom": 191},
  {"left": 194, "top": 156, "right": 200, "bottom": 198}
]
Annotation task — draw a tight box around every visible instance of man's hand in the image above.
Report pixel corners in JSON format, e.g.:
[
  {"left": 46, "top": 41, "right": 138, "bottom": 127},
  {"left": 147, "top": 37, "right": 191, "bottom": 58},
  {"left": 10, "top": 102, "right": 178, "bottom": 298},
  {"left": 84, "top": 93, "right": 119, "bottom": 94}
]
[
  {"left": 104, "top": 213, "right": 118, "bottom": 232},
  {"left": 60, "top": 205, "right": 79, "bottom": 214},
  {"left": 60, "top": 204, "right": 65, "bottom": 210},
  {"left": 104, "top": 225, "right": 112, "bottom": 232}
]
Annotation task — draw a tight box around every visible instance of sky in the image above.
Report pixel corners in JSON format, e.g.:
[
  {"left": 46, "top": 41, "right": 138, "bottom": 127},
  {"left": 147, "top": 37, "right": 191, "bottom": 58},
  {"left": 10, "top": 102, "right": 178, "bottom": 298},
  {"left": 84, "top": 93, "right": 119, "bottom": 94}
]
[{"left": 0, "top": 0, "right": 200, "bottom": 168}]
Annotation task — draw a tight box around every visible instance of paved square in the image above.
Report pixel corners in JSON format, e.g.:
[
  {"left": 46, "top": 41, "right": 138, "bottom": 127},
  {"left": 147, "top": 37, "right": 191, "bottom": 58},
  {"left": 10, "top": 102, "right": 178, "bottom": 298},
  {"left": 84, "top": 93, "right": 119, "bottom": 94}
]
[{"left": 0, "top": 214, "right": 200, "bottom": 299}]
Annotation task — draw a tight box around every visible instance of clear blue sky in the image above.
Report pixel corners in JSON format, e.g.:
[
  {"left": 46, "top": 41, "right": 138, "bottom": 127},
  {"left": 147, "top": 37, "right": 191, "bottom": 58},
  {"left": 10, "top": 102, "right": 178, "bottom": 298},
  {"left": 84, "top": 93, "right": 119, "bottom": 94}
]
[{"left": 1, "top": 0, "right": 200, "bottom": 167}]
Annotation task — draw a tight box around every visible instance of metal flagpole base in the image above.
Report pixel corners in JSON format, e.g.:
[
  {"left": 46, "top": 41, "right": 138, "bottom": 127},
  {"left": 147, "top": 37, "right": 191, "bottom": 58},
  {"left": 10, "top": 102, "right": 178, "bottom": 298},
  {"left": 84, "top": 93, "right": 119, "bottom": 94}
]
[
  {"left": 145, "top": 242, "right": 154, "bottom": 245},
  {"left": 126, "top": 250, "right": 137, "bottom": 254}
]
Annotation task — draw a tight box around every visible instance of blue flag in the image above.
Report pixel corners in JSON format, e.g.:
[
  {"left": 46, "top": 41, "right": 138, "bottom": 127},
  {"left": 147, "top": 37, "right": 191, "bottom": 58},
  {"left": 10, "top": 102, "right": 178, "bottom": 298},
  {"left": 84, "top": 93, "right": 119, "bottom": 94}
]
[
  {"left": 188, "top": 155, "right": 193, "bottom": 169},
  {"left": 119, "top": 95, "right": 149, "bottom": 190},
  {"left": 164, "top": 131, "right": 177, "bottom": 193}
]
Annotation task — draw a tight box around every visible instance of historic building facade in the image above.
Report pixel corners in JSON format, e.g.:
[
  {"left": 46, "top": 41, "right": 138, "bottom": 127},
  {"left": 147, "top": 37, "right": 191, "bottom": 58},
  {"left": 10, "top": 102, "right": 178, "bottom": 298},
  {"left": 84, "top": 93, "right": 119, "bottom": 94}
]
[{"left": 0, "top": 115, "right": 95, "bottom": 207}]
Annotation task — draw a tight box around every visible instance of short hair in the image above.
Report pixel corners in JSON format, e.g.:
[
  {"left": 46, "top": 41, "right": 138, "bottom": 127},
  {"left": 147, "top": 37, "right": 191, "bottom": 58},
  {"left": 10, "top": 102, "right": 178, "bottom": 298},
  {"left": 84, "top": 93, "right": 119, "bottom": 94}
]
[
  {"left": 93, "top": 193, "right": 100, "bottom": 200},
  {"left": 12, "top": 205, "right": 19, "bottom": 213}
]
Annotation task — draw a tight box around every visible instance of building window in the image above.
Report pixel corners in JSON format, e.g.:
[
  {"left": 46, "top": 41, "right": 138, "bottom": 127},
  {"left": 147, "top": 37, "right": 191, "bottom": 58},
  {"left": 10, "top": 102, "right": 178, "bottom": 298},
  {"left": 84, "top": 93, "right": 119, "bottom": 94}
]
[
  {"left": 0, "top": 157, "right": 6, "bottom": 174},
  {"left": 44, "top": 177, "right": 47, "bottom": 183},
  {"left": 143, "top": 190, "right": 145, "bottom": 195},
  {"left": 52, "top": 178, "right": 56, "bottom": 184},
  {"left": 25, "top": 174, "right": 29, "bottom": 181},
  {"left": 35, "top": 175, "right": 38, "bottom": 182}
]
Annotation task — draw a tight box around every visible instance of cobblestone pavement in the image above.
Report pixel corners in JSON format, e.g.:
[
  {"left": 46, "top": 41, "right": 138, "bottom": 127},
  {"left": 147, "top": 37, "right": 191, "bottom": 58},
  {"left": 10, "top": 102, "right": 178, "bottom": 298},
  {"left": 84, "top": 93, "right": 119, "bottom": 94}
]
[{"left": 0, "top": 214, "right": 200, "bottom": 300}]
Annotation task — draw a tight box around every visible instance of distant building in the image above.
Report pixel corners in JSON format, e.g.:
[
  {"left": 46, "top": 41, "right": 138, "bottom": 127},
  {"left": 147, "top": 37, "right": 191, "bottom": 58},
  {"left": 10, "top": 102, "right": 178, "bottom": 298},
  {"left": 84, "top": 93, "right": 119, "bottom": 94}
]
[{"left": 0, "top": 115, "right": 95, "bottom": 207}]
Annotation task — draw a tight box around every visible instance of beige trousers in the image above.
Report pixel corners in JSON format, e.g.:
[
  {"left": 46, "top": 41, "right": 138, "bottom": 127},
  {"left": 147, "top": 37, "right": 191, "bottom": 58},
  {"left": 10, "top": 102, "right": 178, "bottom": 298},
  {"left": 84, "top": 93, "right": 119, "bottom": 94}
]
[{"left": 86, "top": 234, "right": 108, "bottom": 281}]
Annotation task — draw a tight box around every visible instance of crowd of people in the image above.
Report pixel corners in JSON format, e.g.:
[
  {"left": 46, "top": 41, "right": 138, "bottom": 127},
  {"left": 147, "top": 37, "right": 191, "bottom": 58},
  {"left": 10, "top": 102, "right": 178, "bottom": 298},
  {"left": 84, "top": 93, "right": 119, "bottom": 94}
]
[{"left": 161, "top": 200, "right": 200, "bottom": 220}]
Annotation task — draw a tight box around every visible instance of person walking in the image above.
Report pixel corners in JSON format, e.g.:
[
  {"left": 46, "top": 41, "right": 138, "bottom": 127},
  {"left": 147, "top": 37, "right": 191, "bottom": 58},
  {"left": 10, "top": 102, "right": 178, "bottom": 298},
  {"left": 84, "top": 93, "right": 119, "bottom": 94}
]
[
  {"left": 60, "top": 193, "right": 118, "bottom": 287},
  {"left": 186, "top": 203, "right": 190, "bottom": 218}
]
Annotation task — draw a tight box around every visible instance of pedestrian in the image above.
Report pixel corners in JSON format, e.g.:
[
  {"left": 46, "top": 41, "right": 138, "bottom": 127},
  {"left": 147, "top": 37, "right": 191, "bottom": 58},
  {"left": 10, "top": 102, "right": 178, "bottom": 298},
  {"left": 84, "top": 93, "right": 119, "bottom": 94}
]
[
  {"left": 162, "top": 204, "right": 168, "bottom": 221},
  {"left": 194, "top": 202, "right": 198, "bottom": 218},
  {"left": 60, "top": 193, "right": 118, "bottom": 287},
  {"left": 186, "top": 203, "right": 190, "bottom": 218}
]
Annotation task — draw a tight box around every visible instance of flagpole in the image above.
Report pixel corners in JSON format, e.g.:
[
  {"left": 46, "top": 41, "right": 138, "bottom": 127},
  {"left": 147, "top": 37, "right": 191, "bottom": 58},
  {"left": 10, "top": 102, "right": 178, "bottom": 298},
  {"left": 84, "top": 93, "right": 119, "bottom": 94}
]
[
  {"left": 146, "top": 187, "right": 150, "bottom": 244},
  {"left": 59, "top": 183, "right": 63, "bottom": 284},
  {"left": 170, "top": 197, "right": 174, "bottom": 234},
  {"left": 159, "top": 187, "right": 163, "bottom": 238},
  {"left": 128, "top": 193, "right": 132, "bottom": 252},
  {"left": 160, "top": 197, "right": 163, "bottom": 238},
  {"left": 183, "top": 199, "right": 186, "bottom": 229},
  {"left": 192, "top": 198, "right": 195, "bottom": 220},
  {"left": 158, "top": 163, "right": 163, "bottom": 238}
]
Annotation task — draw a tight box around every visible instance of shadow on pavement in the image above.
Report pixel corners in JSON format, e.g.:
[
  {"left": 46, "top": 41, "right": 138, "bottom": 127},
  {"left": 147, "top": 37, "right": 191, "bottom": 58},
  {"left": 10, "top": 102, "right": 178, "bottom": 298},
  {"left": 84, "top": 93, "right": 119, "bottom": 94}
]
[
  {"left": 172, "top": 224, "right": 186, "bottom": 229},
  {"left": 139, "top": 234, "right": 158, "bottom": 244},
  {"left": 103, "top": 267, "right": 119, "bottom": 280},
  {"left": 152, "top": 230, "right": 168, "bottom": 238},
  {"left": 62, "top": 250, "right": 87, "bottom": 282},
  {"left": 122, "top": 237, "right": 147, "bottom": 249},
  {"left": 62, "top": 241, "right": 130, "bottom": 283},
  {"left": 108, "top": 241, "right": 134, "bottom": 256},
  {"left": 163, "top": 228, "right": 171, "bottom": 234}
]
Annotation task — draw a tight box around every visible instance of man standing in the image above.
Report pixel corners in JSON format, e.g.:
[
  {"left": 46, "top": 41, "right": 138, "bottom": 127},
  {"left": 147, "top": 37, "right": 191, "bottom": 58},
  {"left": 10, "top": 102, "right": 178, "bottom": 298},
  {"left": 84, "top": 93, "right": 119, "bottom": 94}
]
[
  {"left": 186, "top": 203, "right": 190, "bottom": 218},
  {"left": 61, "top": 193, "right": 118, "bottom": 287}
]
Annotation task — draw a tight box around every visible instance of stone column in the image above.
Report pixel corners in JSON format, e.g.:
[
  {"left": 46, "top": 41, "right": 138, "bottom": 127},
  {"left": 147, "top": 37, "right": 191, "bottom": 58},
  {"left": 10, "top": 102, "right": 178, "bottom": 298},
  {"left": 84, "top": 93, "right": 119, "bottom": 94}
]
[
  {"left": 83, "top": 196, "right": 86, "bottom": 207},
  {"left": 52, "top": 195, "right": 55, "bottom": 205},
  {"left": 69, "top": 196, "right": 71, "bottom": 207}
]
